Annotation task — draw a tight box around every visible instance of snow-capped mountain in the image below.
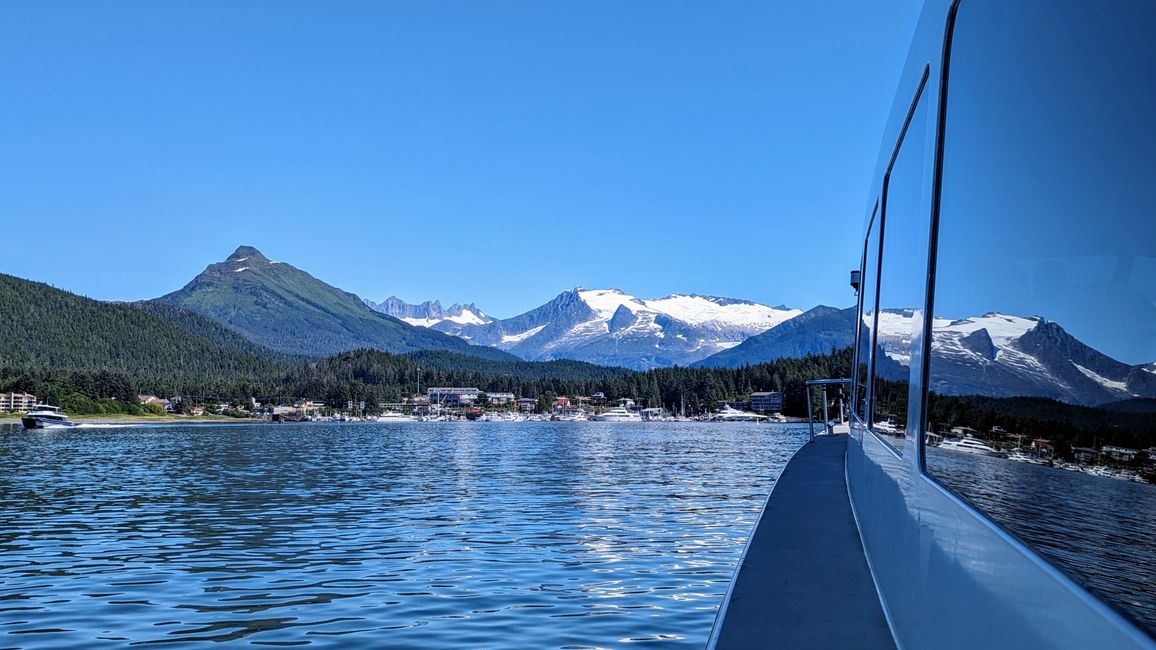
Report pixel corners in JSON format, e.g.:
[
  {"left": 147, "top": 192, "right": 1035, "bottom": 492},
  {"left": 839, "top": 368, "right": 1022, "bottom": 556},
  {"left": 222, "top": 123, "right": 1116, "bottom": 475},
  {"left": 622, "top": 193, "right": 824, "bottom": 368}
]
[
  {"left": 697, "top": 306, "right": 1156, "bottom": 407},
  {"left": 880, "top": 310, "right": 1156, "bottom": 406},
  {"left": 383, "top": 288, "right": 802, "bottom": 370},
  {"left": 364, "top": 297, "right": 494, "bottom": 336},
  {"left": 692, "top": 305, "right": 857, "bottom": 368}
]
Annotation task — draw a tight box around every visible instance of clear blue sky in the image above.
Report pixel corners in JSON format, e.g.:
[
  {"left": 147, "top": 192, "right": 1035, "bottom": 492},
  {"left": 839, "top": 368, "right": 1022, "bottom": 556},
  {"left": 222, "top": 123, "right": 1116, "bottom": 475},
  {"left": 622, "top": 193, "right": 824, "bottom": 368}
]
[{"left": 1, "top": 1, "right": 922, "bottom": 318}]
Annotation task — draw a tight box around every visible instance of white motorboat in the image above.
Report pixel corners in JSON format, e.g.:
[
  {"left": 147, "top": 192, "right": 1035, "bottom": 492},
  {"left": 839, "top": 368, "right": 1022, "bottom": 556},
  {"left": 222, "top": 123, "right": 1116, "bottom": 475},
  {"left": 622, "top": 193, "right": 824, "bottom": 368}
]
[
  {"left": 21, "top": 404, "right": 76, "bottom": 429},
  {"left": 710, "top": 405, "right": 767, "bottom": 422},
  {"left": 376, "top": 411, "right": 414, "bottom": 422},
  {"left": 589, "top": 407, "right": 642, "bottom": 422},
  {"left": 937, "top": 435, "right": 1000, "bottom": 456}
]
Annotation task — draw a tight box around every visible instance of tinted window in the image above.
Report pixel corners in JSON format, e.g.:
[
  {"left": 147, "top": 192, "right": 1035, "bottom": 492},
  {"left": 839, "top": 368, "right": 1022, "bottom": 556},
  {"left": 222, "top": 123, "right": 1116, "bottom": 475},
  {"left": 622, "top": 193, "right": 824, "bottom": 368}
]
[
  {"left": 925, "top": 1, "right": 1156, "bottom": 632},
  {"left": 855, "top": 210, "right": 880, "bottom": 421},
  {"left": 873, "top": 85, "right": 930, "bottom": 454}
]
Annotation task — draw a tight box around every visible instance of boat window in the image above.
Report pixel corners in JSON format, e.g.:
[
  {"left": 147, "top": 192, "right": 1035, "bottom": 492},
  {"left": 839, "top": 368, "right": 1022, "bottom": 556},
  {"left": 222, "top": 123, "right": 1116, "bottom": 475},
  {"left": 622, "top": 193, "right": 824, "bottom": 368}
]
[
  {"left": 872, "top": 78, "right": 930, "bottom": 455},
  {"left": 924, "top": 0, "right": 1156, "bottom": 632},
  {"left": 854, "top": 209, "right": 880, "bottom": 422}
]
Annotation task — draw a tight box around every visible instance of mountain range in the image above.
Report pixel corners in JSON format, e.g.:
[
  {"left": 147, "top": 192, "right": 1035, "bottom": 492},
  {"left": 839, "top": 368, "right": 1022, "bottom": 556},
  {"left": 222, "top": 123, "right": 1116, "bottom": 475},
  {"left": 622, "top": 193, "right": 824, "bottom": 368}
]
[
  {"left": 5, "top": 243, "right": 1155, "bottom": 410},
  {"left": 693, "top": 305, "right": 1156, "bottom": 407},
  {"left": 363, "top": 297, "right": 493, "bottom": 335},
  {"left": 894, "top": 311, "right": 1156, "bottom": 407},
  {"left": 692, "top": 305, "right": 857, "bottom": 368},
  {"left": 370, "top": 289, "right": 802, "bottom": 370}
]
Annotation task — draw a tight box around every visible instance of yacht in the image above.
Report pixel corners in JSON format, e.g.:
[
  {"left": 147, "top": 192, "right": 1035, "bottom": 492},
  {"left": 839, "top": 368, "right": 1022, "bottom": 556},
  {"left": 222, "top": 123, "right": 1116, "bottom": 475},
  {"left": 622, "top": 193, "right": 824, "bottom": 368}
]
[
  {"left": 21, "top": 404, "right": 76, "bottom": 429},
  {"left": 710, "top": 405, "right": 766, "bottom": 422},
  {"left": 589, "top": 407, "right": 642, "bottom": 422},
  {"left": 937, "top": 435, "right": 1000, "bottom": 456},
  {"left": 376, "top": 411, "right": 414, "bottom": 422},
  {"left": 552, "top": 411, "right": 587, "bottom": 422}
]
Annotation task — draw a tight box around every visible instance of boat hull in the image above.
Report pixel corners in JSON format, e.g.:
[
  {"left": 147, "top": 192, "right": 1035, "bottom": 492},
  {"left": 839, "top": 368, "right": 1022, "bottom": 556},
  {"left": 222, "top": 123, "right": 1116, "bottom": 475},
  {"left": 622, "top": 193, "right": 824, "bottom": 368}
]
[{"left": 21, "top": 416, "right": 77, "bottom": 429}]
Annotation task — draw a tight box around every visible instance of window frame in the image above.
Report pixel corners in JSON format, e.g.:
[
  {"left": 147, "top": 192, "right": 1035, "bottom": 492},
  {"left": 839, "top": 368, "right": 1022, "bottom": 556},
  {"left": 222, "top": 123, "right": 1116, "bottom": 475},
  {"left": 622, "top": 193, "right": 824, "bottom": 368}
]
[
  {"left": 853, "top": 202, "right": 880, "bottom": 425},
  {"left": 868, "top": 66, "right": 931, "bottom": 456}
]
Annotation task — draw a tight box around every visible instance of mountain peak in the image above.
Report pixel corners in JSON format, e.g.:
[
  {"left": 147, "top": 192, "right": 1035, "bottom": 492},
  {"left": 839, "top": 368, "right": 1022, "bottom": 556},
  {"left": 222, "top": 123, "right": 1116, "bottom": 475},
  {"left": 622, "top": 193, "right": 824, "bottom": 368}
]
[{"left": 227, "top": 245, "right": 268, "bottom": 263}]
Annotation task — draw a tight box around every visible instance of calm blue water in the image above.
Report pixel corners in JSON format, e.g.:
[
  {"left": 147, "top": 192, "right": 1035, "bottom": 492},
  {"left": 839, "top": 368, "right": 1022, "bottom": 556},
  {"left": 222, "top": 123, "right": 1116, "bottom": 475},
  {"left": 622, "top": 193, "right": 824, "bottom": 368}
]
[{"left": 0, "top": 421, "right": 808, "bottom": 649}]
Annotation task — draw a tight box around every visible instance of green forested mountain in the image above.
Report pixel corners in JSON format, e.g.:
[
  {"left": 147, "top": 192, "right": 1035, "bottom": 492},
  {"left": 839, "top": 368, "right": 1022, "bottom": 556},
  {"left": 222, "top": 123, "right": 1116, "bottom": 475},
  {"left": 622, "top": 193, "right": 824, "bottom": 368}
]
[
  {"left": 0, "top": 272, "right": 293, "bottom": 399},
  {"left": 154, "top": 245, "right": 515, "bottom": 360},
  {"left": 129, "top": 300, "right": 305, "bottom": 360}
]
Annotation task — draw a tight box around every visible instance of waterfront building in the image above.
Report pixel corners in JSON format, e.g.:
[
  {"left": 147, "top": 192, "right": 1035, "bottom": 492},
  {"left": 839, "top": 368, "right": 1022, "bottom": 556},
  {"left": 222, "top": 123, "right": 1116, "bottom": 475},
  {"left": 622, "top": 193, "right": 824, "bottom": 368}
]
[
  {"left": 1073, "top": 447, "right": 1100, "bottom": 465},
  {"left": 0, "top": 392, "right": 37, "bottom": 412},
  {"left": 749, "top": 391, "right": 784, "bottom": 414},
  {"left": 293, "top": 399, "right": 326, "bottom": 413},
  {"left": 486, "top": 392, "right": 516, "bottom": 405},
  {"left": 517, "top": 398, "right": 537, "bottom": 413},
  {"left": 1103, "top": 446, "right": 1140, "bottom": 462},
  {"left": 427, "top": 387, "right": 480, "bottom": 406}
]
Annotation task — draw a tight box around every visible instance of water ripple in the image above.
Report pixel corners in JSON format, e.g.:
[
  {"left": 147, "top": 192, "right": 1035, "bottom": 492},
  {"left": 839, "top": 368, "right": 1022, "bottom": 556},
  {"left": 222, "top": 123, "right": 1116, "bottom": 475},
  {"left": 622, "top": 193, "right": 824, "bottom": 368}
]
[{"left": 0, "top": 422, "right": 806, "bottom": 648}]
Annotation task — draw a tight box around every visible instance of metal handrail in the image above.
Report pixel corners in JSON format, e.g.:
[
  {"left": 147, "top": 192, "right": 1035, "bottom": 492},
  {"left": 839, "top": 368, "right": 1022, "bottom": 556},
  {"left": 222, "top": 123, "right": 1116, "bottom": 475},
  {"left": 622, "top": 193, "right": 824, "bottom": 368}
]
[{"left": 804, "top": 378, "right": 851, "bottom": 442}]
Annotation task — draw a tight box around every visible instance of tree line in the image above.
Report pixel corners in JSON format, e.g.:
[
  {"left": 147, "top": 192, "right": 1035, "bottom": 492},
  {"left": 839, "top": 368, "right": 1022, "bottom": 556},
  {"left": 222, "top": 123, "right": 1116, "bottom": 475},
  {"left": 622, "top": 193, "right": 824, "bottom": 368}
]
[{"left": 0, "top": 347, "right": 855, "bottom": 417}]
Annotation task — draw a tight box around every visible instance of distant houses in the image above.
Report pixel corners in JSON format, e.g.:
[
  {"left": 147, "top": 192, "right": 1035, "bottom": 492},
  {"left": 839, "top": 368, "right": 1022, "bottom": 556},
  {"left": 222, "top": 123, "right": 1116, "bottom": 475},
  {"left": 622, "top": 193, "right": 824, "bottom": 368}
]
[
  {"left": 0, "top": 392, "right": 37, "bottom": 412},
  {"left": 138, "top": 395, "right": 175, "bottom": 412}
]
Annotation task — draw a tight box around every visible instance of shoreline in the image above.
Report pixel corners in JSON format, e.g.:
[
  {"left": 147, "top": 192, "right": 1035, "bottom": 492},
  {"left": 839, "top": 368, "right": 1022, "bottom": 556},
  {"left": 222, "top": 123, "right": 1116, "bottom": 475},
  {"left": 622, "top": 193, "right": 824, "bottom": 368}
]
[{"left": 0, "top": 414, "right": 269, "bottom": 425}]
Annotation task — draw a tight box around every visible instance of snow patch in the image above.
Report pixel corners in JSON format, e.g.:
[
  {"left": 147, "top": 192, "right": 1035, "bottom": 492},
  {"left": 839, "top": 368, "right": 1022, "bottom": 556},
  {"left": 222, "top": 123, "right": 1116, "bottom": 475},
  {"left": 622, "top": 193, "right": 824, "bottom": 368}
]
[
  {"left": 645, "top": 294, "right": 801, "bottom": 330},
  {"left": 932, "top": 313, "right": 1039, "bottom": 347},
  {"left": 578, "top": 289, "right": 648, "bottom": 319},
  {"left": 443, "top": 309, "right": 488, "bottom": 326},
  {"left": 1072, "top": 363, "right": 1130, "bottom": 393},
  {"left": 501, "top": 324, "right": 547, "bottom": 345},
  {"left": 233, "top": 267, "right": 249, "bottom": 272}
]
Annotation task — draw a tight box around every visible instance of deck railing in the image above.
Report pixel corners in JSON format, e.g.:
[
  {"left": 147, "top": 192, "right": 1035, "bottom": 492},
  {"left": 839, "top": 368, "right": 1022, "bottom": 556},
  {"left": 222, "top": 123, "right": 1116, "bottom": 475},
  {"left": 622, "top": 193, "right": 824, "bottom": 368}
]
[{"left": 804, "top": 378, "right": 851, "bottom": 442}]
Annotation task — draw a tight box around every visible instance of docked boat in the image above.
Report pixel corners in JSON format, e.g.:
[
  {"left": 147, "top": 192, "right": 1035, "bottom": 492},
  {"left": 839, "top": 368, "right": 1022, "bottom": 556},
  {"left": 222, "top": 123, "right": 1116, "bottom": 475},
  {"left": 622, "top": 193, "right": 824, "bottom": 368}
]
[
  {"left": 21, "top": 404, "right": 76, "bottom": 429},
  {"left": 552, "top": 411, "right": 587, "bottom": 422},
  {"left": 376, "top": 411, "right": 414, "bottom": 422},
  {"left": 639, "top": 407, "right": 670, "bottom": 421},
  {"left": 937, "top": 435, "right": 1000, "bottom": 456},
  {"left": 589, "top": 407, "right": 642, "bottom": 422},
  {"left": 710, "top": 405, "right": 766, "bottom": 422}
]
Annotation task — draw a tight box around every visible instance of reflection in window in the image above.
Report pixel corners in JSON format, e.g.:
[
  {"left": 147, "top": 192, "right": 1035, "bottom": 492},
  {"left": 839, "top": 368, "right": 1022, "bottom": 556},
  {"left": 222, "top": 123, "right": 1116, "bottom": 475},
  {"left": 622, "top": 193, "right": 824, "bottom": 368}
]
[
  {"left": 925, "top": 1, "right": 1156, "bottom": 633},
  {"left": 873, "top": 89, "right": 930, "bottom": 454},
  {"left": 855, "top": 211, "right": 879, "bottom": 422}
]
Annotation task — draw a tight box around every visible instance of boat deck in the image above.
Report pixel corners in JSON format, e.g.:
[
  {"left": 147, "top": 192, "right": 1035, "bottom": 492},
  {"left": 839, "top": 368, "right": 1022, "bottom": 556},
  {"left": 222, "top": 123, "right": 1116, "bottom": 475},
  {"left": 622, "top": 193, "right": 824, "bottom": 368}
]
[{"left": 712, "top": 435, "right": 895, "bottom": 649}]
